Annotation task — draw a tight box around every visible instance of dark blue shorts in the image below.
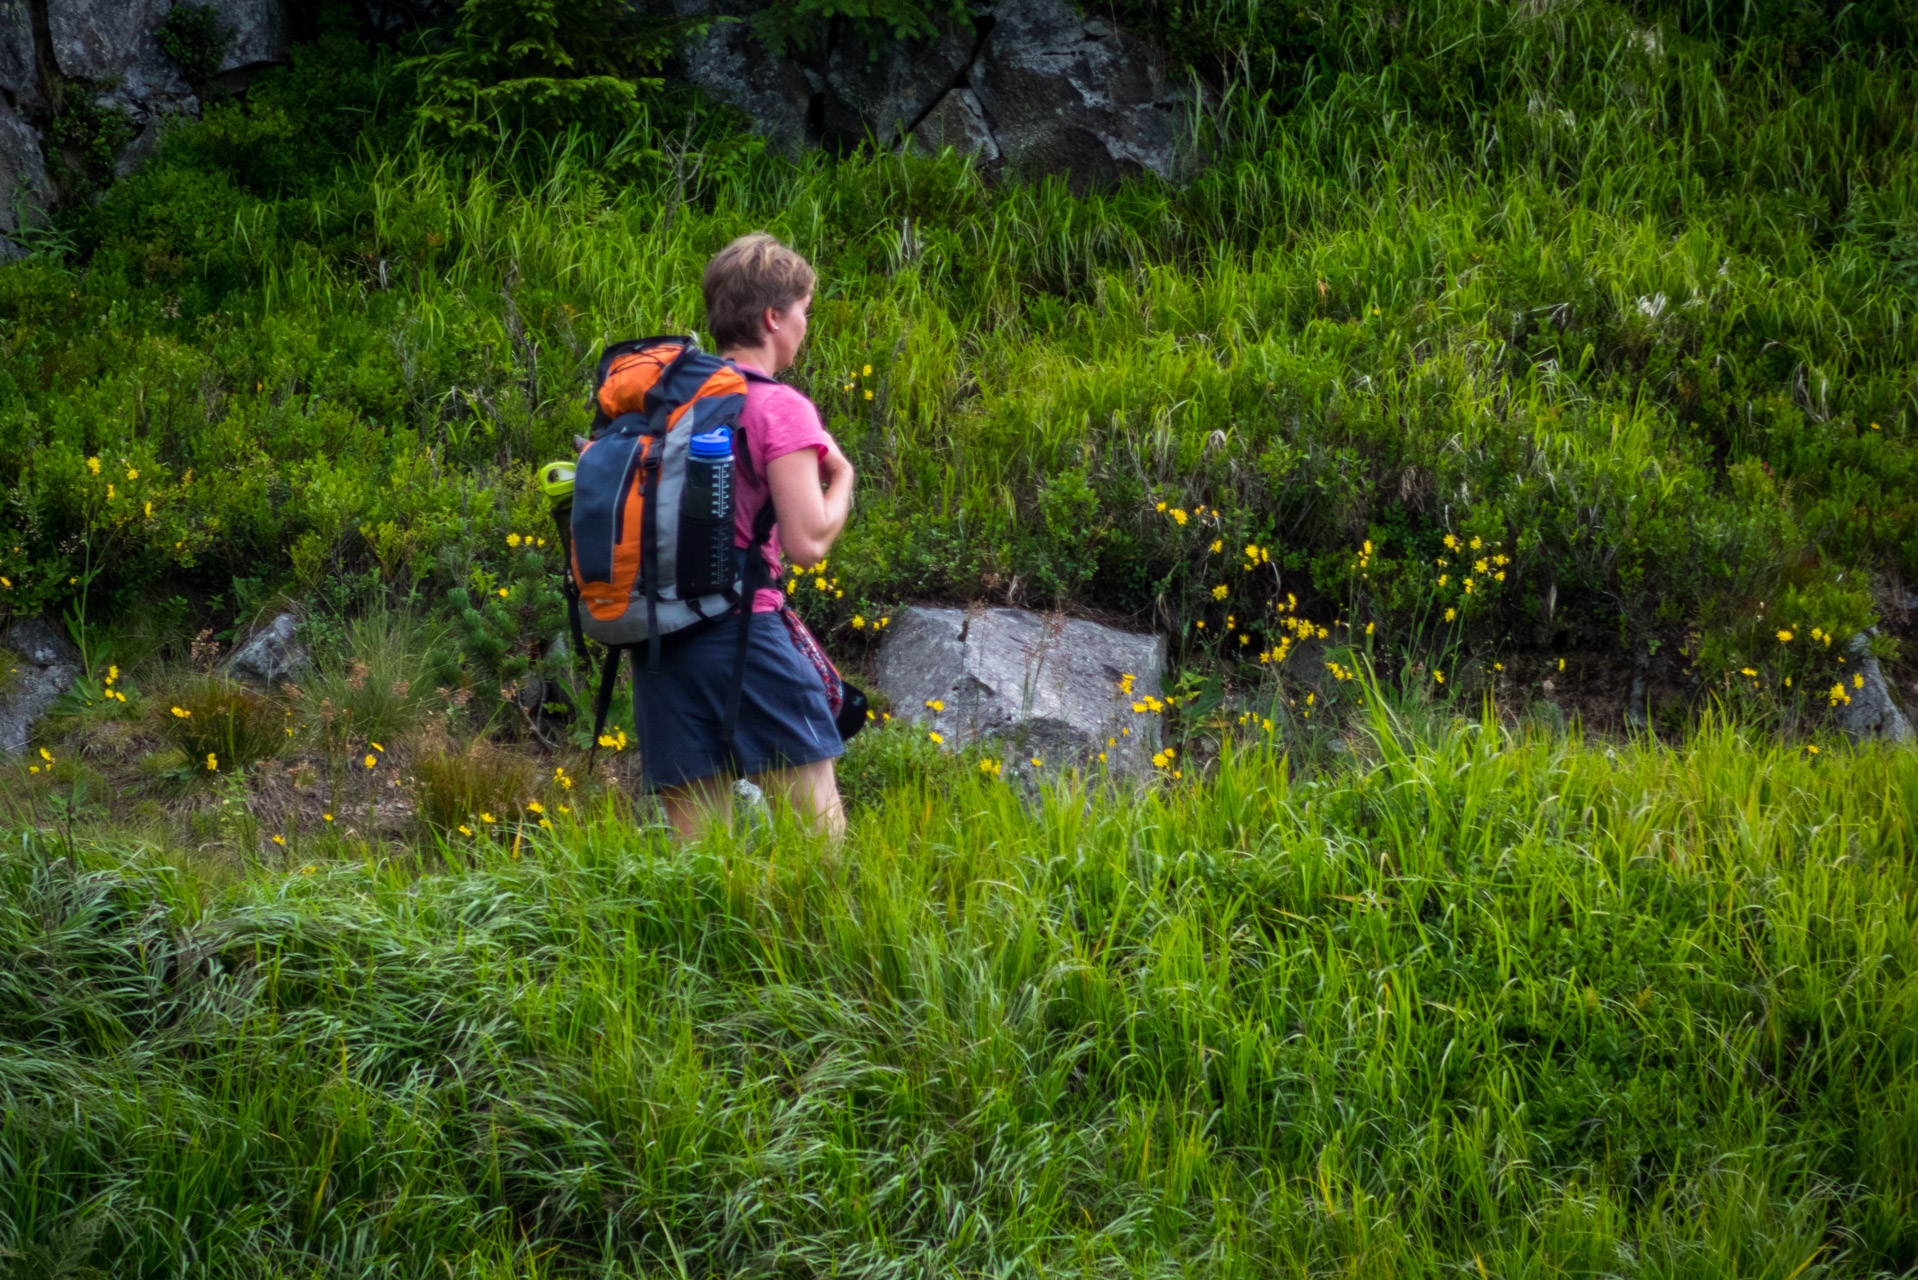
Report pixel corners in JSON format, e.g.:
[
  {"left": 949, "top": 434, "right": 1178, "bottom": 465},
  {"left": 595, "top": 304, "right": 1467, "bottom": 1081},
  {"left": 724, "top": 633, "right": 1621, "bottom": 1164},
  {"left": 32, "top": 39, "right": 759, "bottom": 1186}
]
[{"left": 633, "top": 610, "right": 845, "bottom": 793}]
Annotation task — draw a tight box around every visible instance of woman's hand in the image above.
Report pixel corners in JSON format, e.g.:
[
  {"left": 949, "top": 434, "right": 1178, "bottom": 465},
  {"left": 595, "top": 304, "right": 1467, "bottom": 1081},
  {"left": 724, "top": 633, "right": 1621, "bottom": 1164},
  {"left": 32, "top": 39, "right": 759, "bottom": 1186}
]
[{"left": 768, "top": 442, "right": 854, "bottom": 568}]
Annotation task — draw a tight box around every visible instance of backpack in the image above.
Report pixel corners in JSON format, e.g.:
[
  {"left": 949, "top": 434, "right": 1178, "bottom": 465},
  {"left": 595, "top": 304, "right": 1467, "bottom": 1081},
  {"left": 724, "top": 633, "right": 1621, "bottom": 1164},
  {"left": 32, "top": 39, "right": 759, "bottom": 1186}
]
[{"left": 552, "top": 335, "right": 777, "bottom": 771}]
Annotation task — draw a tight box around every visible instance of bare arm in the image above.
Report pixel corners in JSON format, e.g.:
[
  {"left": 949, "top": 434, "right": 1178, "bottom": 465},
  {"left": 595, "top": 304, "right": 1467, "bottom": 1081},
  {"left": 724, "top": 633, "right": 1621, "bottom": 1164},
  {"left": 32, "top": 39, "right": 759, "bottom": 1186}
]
[{"left": 767, "top": 437, "right": 854, "bottom": 568}]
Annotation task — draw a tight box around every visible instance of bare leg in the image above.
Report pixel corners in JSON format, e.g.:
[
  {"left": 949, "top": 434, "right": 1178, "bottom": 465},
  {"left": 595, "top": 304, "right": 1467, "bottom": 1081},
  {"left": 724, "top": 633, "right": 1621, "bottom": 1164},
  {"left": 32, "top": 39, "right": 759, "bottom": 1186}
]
[
  {"left": 659, "top": 773, "right": 734, "bottom": 840},
  {"left": 753, "top": 757, "right": 846, "bottom": 842}
]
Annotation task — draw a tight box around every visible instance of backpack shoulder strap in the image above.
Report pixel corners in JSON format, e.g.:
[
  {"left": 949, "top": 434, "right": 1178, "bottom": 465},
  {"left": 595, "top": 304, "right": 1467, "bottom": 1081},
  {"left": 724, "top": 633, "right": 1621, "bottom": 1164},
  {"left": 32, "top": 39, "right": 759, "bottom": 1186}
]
[{"left": 585, "top": 644, "right": 625, "bottom": 777}]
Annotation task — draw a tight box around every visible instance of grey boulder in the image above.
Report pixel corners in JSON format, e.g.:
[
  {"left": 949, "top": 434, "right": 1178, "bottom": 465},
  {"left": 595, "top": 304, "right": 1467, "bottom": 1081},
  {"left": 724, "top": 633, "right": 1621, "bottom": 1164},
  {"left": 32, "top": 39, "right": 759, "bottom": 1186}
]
[
  {"left": 668, "top": 0, "right": 815, "bottom": 156},
  {"left": 210, "top": 0, "right": 294, "bottom": 73},
  {"left": 1836, "top": 633, "right": 1914, "bottom": 744},
  {"left": 908, "top": 87, "right": 1000, "bottom": 163},
  {"left": 49, "top": 0, "right": 193, "bottom": 106},
  {"left": 0, "top": 102, "right": 50, "bottom": 237},
  {"left": 227, "top": 612, "right": 309, "bottom": 686},
  {"left": 822, "top": 20, "right": 978, "bottom": 148},
  {"left": 1, "top": 618, "right": 81, "bottom": 755},
  {"left": 874, "top": 605, "right": 1164, "bottom": 774},
  {"left": 0, "top": 0, "right": 40, "bottom": 110},
  {"left": 970, "top": 0, "right": 1199, "bottom": 189},
  {"left": 4, "top": 617, "right": 80, "bottom": 668}
]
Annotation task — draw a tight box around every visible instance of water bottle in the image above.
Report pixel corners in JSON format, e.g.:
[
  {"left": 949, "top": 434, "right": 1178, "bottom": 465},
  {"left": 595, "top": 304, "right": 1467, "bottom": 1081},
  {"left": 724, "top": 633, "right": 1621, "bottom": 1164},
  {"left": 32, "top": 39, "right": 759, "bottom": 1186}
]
[{"left": 681, "top": 427, "right": 735, "bottom": 595}]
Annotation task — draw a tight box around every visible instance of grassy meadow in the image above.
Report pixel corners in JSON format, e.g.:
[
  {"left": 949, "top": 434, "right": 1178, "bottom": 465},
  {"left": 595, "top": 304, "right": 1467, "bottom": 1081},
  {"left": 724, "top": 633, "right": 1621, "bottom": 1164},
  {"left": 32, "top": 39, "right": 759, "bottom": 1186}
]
[
  {"left": 6, "top": 0, "right": 1918, "bottom": 1275},
  {"left": 6, "top": 708, "right": 1918, "bottom": 1277}
]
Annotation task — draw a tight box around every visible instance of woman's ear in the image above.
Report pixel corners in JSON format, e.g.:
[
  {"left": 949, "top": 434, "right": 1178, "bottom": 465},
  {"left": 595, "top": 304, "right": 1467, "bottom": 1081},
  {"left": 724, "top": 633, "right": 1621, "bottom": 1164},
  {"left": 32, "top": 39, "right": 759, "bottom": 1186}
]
[{"left": 765, "top": 305, "right": 782, "bottom": 334}]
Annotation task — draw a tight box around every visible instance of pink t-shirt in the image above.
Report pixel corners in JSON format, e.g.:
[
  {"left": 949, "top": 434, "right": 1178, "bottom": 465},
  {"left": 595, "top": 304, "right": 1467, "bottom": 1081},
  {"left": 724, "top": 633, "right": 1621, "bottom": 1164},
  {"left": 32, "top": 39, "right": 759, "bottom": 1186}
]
[{"left": 733, "top": 363, "right": 833, "bottom": 611}]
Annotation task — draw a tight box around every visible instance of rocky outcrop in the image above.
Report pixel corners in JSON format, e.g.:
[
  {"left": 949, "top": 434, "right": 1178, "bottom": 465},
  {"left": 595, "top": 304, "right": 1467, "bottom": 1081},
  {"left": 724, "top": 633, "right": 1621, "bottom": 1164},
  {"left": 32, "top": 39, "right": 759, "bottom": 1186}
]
[
  {"left": 668, "top": 0, "right": 814, "bottom": 155},
  {"left": 1, "top": 0, "right": 304, "bottom": 238},
  {"left": 0, "top": 0, "right": 1200, "bottom": 241},
  {"left": 0, "top": 102, "right": 46, "bottom": 237},
  {"left": 0, "top": 0, "right": 39, "bottom": 110},
  {"left": 874, "top": 605, "right": 1165, "bottom": 774},
  {"left": 668, "top": 0, "right": 1200, "bottom": 186},
  {"left": 908, "top": 86, "right": 998, "bottom": 162},
  {"left": 821, "top": 19, "right": 978, "bottom": 149},
  {"left": 227, "top": 611, "right": 309, "bottom": 686},
  {"left": 1836, "top": 633, "right": 1913, "bottom": 744},
  {"left": 1, "top": 618, "right": 80, "bottom": 755},
  {"left": 970, "top": 0, "right": 1196, "bottom": 188}
]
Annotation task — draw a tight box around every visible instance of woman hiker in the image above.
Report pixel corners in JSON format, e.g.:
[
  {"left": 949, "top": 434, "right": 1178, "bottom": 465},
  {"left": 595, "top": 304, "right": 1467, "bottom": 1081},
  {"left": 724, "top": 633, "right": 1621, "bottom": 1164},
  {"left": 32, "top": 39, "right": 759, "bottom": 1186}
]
[{"left": 635, "top": 232, "right": 856, "bottom": 840}]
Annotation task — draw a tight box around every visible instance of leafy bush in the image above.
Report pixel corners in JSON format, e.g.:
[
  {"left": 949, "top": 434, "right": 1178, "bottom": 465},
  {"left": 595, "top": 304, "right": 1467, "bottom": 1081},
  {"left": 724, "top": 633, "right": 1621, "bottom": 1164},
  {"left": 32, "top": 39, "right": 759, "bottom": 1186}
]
[
  {"left": 37, "top": 87, "right": 134, "bottom": 201},
  {"left": 157, "top": 3, "right": 233, "bottom": 84},
  {"left": 407, "top": 0, "right": 696, "bottom": 145}
]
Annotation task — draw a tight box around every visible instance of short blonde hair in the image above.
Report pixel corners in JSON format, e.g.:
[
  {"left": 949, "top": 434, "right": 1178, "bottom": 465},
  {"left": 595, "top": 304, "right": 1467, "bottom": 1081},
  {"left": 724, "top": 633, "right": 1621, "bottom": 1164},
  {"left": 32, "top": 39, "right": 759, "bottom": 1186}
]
[{"left": 702, "top": 233, "right": 817, "bottom": 349}]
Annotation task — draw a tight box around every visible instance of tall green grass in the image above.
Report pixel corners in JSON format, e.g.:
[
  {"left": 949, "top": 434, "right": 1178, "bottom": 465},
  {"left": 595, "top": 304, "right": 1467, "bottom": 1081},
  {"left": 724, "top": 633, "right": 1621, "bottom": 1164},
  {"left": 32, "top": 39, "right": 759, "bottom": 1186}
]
[{"left": 5, "top": 711, "right": 1914, "bottom": 1276}]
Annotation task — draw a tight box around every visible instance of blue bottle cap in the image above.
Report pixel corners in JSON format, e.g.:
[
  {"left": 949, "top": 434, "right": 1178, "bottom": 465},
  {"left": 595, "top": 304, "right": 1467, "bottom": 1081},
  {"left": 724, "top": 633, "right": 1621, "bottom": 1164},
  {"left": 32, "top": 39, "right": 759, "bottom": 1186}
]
[{"left": 688, "top": 428, "right": 733, "bottom": 459}]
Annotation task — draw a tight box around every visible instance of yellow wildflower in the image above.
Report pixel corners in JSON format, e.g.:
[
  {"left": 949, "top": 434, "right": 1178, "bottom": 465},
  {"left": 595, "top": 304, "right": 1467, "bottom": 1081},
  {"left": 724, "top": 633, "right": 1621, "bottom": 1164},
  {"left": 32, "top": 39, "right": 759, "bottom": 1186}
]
[
  {"left": 271, "top": 834, "right": 285, "bottom": 846},
  {"left": 1777, "top": 630, "right": 1794, "bottom": 643},
  {"left": 363, "top": 754, "right": 377, "bottom": 769},
  {"left": 928, "top": 731, "right": 944, "bottom": 744},
  {"left": 507, "top": 533, "right": 522, "bottom": 548},
  {"left": 1171, "top": 508, "right": 1188, "bottom": 525},
  {"left": 458, "top": 824, "right": 473, "bottom": 836},
  {"left": 851, "top": 615, "right": 866, "bottom": 629},
  {"left": 526, "top": 800, "right": 544, "bottom": 814},
  {"left": 862, "top": 364, "right": 872, "bottom": 377},
  {"left": 480, "top": 812, "right": 496, "bottom": 824},
  {"left": 86, "top": 457, "right": 100, "bottom": 474},
  {"left": 206, "top": 752, "right": 218, "bottom": 770}
]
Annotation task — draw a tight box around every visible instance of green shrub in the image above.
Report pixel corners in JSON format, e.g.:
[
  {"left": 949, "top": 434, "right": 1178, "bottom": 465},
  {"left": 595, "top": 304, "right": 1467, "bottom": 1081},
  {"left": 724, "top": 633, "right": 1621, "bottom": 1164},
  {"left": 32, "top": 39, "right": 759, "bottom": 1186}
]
[
  {"left": 407, "top": 0, "right": 695, "bottom": 145},
  {"left": 38, "top": 86, "right": 134, "bottom": 201},
  {"left": 157, "top": 3, "right": 233, "bottom": 84}
]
